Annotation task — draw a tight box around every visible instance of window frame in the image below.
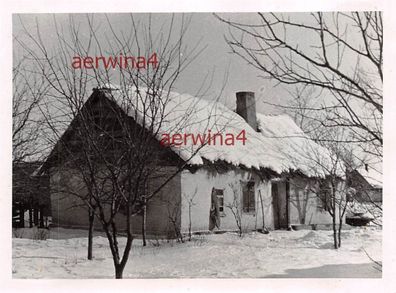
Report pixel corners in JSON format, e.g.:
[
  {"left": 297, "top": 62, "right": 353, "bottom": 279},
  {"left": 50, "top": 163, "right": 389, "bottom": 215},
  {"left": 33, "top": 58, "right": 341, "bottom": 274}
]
[
  {"left": 242, "top": 180, "right": 256, "bottom": 214},
  {"left": 213, "top": 188, "right": 225, "bottom": 216}
]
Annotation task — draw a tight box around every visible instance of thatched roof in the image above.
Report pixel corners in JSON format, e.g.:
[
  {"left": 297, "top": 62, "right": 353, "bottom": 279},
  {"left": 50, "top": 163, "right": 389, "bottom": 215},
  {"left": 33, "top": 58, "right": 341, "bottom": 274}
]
[{"left": 102, "top": 86, "right": 335, "bottom": 177}]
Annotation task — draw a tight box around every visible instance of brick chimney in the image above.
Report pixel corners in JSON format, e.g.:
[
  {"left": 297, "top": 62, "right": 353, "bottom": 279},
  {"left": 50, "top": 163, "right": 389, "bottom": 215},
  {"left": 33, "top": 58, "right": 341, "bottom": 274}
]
[{"left": 236, "top": 91, "right": 258, "bottom": 131}]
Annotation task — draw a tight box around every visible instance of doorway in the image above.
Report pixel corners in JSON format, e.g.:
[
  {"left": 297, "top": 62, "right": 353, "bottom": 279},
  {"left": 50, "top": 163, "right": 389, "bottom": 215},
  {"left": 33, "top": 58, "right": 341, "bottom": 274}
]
[{"left": 272, "top": 181, "right": 289, "bottom": 229}]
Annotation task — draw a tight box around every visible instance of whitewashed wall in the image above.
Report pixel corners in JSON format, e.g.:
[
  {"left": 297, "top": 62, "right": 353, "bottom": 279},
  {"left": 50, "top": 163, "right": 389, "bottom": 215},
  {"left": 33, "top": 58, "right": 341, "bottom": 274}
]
[
  {"left": 288, "top": 177, "right": 345, "bottom": 225},
  {"left": 180, "top": 168, "right": 275, "bottom": 233}
]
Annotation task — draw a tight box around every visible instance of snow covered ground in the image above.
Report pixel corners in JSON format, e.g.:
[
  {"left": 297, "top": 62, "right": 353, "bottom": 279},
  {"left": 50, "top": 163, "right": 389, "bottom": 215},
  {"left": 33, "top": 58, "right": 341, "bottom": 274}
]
[{"left": 12, "top": 227, "right": 381, "bottom": 278}]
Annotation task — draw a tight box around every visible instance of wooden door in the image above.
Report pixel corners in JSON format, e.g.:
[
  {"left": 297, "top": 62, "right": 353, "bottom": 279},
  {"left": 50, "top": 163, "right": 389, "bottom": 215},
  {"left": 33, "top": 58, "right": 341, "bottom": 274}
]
[{"left": 272, "top": 181, "right": 288, "bottom": 229}]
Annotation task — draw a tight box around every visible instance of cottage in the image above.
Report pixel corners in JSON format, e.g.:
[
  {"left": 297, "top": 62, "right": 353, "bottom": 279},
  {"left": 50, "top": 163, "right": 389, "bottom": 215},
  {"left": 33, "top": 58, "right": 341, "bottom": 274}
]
[{"left": 41, "top": 87, "right": 344, "bottom": 237}]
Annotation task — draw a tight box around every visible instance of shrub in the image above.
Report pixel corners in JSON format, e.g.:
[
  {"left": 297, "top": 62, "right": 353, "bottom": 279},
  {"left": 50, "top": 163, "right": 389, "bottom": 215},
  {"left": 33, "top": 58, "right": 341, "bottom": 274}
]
[{"left": 32, "top": 228, "right": 49, "bottom": 240}]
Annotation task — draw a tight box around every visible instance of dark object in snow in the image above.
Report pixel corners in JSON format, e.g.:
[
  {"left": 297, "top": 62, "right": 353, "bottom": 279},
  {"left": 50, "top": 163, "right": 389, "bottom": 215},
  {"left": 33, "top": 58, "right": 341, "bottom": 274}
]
[
  {"left": 346, "top": 216, "right": 372, "bottom": 226},
  {"left": 291, "top": 223, "right": 352, "bottom": 231},
  {"left": 346, "top": 212, "right": 373, "bottom": 226},
  {"left": 291, "top": 224, "right": 313, "bottom": 231},
  {"left": 257, "top": 227, "right": 270, "bottom": 234}
]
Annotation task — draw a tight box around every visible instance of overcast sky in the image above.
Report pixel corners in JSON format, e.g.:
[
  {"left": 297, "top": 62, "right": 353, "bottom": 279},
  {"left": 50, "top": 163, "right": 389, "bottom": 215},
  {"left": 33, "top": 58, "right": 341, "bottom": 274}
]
[
  {"left": 13, "top": 13, "right": 290, "bottom": 114},
  {"left": 12, "top": 12, "right": 382, "bottom": 169}
]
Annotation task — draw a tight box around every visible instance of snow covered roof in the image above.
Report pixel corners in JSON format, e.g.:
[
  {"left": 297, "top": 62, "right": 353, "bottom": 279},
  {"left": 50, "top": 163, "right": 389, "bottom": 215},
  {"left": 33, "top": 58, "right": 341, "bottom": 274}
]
[
  {"left": 357, "top": 165, "right": 382, "bottom": 188},
  {"left": 256, "top": 114, "right": 335, "bottom": 177},
  {"left": 100, "top": 86, "right": 335, "bottom": 177}
]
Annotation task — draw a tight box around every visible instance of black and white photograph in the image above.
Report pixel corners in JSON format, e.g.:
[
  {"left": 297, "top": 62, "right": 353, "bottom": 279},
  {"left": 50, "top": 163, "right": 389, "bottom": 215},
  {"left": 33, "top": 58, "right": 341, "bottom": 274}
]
[
  {"left": 2, "top": 0, "right": 394, "bottom": 290},
  {"left": 10, "top": 11, "right": 383, "bottom": 279}
]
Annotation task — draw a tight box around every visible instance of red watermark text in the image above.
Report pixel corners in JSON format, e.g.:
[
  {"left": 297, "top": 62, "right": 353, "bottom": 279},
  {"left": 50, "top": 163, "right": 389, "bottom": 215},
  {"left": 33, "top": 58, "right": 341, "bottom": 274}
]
[
  {"left": 72, "top": 53, "right": 158, "bottom": 70},
  {"left": 160, "top": 130, "right": 247, "bottom": 147}
]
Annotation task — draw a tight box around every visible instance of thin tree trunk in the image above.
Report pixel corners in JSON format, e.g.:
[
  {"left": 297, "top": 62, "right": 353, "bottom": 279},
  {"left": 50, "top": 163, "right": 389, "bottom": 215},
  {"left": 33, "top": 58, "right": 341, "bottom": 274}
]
[
  {"left": 238, "top": 215, "right": 242, "bottom": 237},
  {"left": 112, "top": 202, "right": 134, "bottom": 279},
  {"left": 188, "top": 203, "right": 192, "bottom": 241},
  {"left": 115, "top": 234, "right": 133, "bottom": 279},
  {"left": 331, "top": 184, "right": 339, "bottom": 249},
  {"left": 87, "top": 208, "right": 94, "bottom": 260},
  {"left": 332, "top": 202, "right": 338, "bottom": 249},
  {"left": 259, "top": 191, "right": 265, "bottom": 230},
  {"left": 142, "top": 197, "right": 147, "bottom": 247},
  {"left": 332, "top": 217, "right": 338, "bottom": 249},
  {"left": 103, "top": 222, "right": 121, "bottom": 279},
  {"left": 338, "top": 192, "right": 347, "bottom": 248},
  {"left": 338, "top": 220, "right": 342, "bottom": 248}
]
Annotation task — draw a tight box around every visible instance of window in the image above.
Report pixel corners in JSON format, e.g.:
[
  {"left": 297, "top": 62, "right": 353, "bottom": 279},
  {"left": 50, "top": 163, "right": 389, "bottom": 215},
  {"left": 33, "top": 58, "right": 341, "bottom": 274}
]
[
  {"left": 318, "top": 181, "right": 332, "bottom": 212},
  {"left": 214, "top": 188, "right": 225, "bottom": 215},
  {"left": 243, "top": 181, "right": 255, "bottom": 213}
]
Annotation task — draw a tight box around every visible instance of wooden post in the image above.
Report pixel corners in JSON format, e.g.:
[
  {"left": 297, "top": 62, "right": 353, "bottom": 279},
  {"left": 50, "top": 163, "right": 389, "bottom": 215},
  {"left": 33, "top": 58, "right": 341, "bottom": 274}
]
[
  {"left": 87, "top": 207, "right": 94, "bottom": 260},
  {"left": 29, "top": 207, "right": 33, "bottom": 228},
  {"left": 272, "top": 183, "right": 280, "bottom": 229},
  {"left": 259, "top": 190, "right": 265, "bottom": 230},
  {"left": 286, "top": 179, "right": 290, "bottom": 230},
  {"left": 39, "top": 206, "right": 44, "bottom": 228},
  {"left": 142, "top": 196, "right": 147, "bottom": 247}
]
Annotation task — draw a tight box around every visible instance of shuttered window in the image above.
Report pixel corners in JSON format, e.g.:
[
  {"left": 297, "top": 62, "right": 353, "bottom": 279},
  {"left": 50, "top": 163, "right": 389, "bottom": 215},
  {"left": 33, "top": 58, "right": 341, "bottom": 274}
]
[{"left": 243, "top": 181, "right": 255, "bottom": 213}]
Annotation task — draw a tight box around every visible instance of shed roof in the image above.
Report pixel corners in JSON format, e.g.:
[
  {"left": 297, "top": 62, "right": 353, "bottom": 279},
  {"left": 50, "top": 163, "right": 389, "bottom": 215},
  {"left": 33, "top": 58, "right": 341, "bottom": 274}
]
[{"left": 357, "top": 165, "right": 382, "bottom": 188}]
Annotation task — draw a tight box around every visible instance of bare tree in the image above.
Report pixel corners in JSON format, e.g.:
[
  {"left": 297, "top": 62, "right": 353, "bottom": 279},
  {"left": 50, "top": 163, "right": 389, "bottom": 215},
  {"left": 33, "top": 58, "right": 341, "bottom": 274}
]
[
  {"left": 316, "top": 174, "right": 349, "bottom": 249},
  {"left": 281, "top": 85, "right": 382, "bottom": 242},
  {"left": 182, "top": 188, "right": 197, "bottom": 241},
  {"left": 226, "top": 183, "right": 243, "bottom": 237},
  {"left": 13, "top": 57, "right": 48, "bottom": 163},
  {"left": 215, "top": 12, "right": 382, "bottom": 160},
  {"left": 276, "top": 81, "right": 382, "bottom": 243},
  {"left": 13, "top": 56, "right": 51, "bottom": 230},
  {"left": 290, "top": 128, "right": 351, "bottom": 248},
  {"left": 165, "top": 196, "right": 184, "bottom": 243},
  {"left": 216, "top": 12, "right": 382, "bottom": 248},
  {"left": 14, "top": 13, "right": 223, "bottom": 278}
]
